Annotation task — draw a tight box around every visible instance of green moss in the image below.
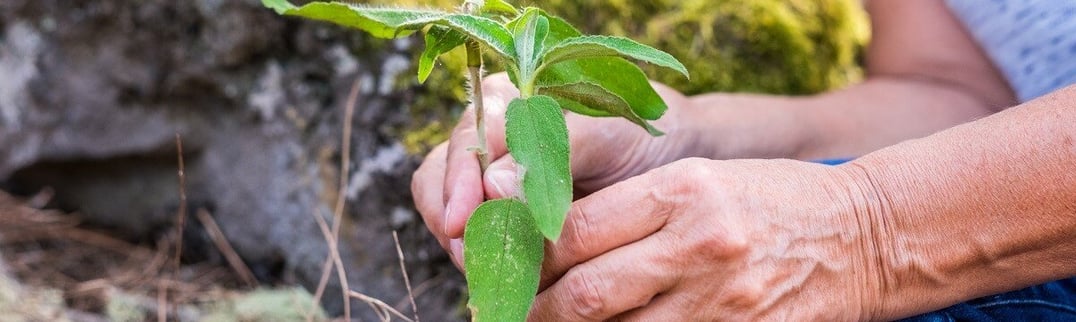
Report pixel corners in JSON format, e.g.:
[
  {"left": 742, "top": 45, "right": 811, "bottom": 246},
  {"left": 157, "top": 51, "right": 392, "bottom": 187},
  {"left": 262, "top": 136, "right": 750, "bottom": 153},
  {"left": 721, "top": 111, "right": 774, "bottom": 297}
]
[
  {"left": 528, "top": 0, "right": 869, "bottom": 95},
  {"left": 402, "top": 119, "right": 453, "bottom": 154},
  {"left": 200, "top": 287, "right": 327, "bottom": 322},
  {"left": 366, "top": 0, "right": 870, "bottom": 153}
]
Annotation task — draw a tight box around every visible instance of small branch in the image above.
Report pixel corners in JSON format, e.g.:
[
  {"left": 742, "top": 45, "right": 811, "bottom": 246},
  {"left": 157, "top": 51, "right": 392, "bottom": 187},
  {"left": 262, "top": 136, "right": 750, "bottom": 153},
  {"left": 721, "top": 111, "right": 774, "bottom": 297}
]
[
  {"left": 349, "top": 290, "right": 415, "bottom": 322},
  {"left": 393, "top": 231, "right": 420, "bottom": 322},
  {"left": 332, "top": 69, "right": 361, "bottom": 253},
  {"left": 311, "top": 75, "right": 363, "bottom": 321},
  {"left": 467, "top": 40, "right": 490, "bottom": 172},
  {"left": 173, "top": 133, "right": 188, "bottom": 272},
  {"left": 165, "top": 133, "right": 190, "bottom": 321},
  {"left": 195, "top": 208, "right": 259, "bottom": 288},
  {"left": 308, "top": 256, "right": 333, "bottom": 322},
  {"left": 312, "top": 208, "right": 352, "bottom": 322}
]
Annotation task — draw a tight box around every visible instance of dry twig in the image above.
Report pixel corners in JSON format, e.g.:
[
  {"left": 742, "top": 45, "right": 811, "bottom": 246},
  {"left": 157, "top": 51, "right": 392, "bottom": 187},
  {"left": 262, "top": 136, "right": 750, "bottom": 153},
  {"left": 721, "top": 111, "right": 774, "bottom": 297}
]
[
  {"left": 310, "top": 75, "right": 362, "bottom": 321},
  {"left": 173, "top": 133, "right": 188, "bottom": 271},
  {"left": 195, "top": 208, "right": 259, "bottom": 288},
  {"left": 349, "top": 290, "right": 414, "bottom": 322},
  {"left": 393, "top": 231, "right": 420, "bottom": 322},
  {"left": 163, "top": 133, "right": 190, "bottom": 321}
]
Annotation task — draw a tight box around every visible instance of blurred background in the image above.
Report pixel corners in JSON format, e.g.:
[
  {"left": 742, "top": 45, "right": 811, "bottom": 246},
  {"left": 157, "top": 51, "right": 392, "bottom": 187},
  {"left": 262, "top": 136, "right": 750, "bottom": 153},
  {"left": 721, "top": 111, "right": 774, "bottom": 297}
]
[{"left": 0, "top": 0, "right": 868, "bottom": 320}]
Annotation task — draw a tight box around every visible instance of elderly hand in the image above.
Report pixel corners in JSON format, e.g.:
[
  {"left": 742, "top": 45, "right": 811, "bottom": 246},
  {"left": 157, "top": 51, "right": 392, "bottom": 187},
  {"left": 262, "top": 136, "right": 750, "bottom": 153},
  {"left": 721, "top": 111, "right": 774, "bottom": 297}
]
[
  {"left": 521, "top": 158, "right": 886, "bottom": 321},
  {"left": 411, "top": 73, "right": 695, "bottom": 267}
]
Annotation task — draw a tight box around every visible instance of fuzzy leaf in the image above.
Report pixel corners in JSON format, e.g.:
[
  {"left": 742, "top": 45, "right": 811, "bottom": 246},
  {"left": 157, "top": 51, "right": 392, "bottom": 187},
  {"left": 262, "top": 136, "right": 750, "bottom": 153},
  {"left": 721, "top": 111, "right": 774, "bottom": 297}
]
[
  {"left": 532, "top": 11, "right": 669, "bottom": 125},
  {"left": 538, "top": 57, "right": 668, "bottom": 121},
  {"left": 465, "top": 199, "right": 543, "bottom": 322},
  {"left": 263, "top": 1, "right": 516, "bottom": 60},
  {"left": 418, "top": 26, "right": 467, "bottom": 83},
  {"left": 510, "top": 8, "right": 549, "bottom": 83},
  {"left": 540, "top": 13, "right": 580, "bottom": 48},
  {"left": 482, "top": 0, "right": 520, "bottom": 16},
  {"left": 542, "top": 35, "right": 689, "bottom": 78},
  {"left": 506, "top": 96, "right": 572, "bottom": 241},
  {"left": 539, "top": 82, "right": 664, "bottom": 136},
  {"left": 261, "top": 0, "right": 296, "bottom": 14}
]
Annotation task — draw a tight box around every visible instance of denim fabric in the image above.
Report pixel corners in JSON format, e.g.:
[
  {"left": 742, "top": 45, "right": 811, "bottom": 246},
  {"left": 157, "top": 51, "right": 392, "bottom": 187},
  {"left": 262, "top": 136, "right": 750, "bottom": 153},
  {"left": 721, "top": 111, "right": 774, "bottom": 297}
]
[
  {"left": 898, "top": 278, "right": 1076, "bottom": 322},
  {"left": 814, "top": 158, "right": 855, "bottom": 166}
]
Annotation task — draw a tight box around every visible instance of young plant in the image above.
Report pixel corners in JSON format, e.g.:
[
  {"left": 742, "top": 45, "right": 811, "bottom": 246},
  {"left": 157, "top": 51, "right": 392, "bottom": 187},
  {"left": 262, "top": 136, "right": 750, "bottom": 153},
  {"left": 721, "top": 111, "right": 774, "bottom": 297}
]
[{"left": 261, "top": 0, "right": 687, "bottom": 320}]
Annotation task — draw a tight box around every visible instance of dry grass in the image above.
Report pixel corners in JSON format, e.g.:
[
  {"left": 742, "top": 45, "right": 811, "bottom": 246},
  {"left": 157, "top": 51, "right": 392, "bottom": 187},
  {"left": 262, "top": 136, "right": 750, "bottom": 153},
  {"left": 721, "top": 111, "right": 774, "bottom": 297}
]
[
  {"left": 304, "top": 75, "right": 420, "bottom": 322},
  {"left": 0, "top": 191, "right": 249, "bottom": 319}
]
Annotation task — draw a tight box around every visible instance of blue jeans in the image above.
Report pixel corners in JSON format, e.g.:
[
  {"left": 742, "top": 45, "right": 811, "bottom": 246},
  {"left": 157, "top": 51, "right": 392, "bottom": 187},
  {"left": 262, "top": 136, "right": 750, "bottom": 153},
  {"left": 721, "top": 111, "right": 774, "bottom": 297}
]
[
  {"left": 899, "top": 278, "right": 1076, "bottom": 321},
  {"left": 815, "top": 159, "right": 1076, "bottom": 321}
]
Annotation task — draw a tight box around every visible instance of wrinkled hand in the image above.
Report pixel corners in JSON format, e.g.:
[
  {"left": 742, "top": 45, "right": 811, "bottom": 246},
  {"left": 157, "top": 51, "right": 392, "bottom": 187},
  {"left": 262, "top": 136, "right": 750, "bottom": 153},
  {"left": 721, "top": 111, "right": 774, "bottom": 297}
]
[
  {"left": 411, "top": 73, "right": 694, "bottom": 267},
  {"left": 526, "top": 158, "right": 885, "bottom": 321}
]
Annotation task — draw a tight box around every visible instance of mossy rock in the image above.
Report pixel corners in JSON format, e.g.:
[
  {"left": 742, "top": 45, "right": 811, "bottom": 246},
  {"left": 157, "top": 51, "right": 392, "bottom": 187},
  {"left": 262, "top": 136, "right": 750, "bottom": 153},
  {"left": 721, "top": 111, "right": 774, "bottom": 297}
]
[
  {"left": 364, "top": 0, "right": 869, "bottom": 152},
  {"left": 375, "top": 0, "right": 868, "bottom": 95}
]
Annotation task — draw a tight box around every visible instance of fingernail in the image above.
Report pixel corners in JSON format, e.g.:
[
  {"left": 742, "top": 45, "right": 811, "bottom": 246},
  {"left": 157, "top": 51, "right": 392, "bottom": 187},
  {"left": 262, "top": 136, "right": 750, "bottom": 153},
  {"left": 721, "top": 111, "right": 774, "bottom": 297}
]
[
  {"left": 442, "top": 204, "right": 453, "bottom": 236},
  {"left": 487, "top": 169, "right": 516, "bottom": 198},
  {"left": 450, "top": 238, "right": 465, "bottom": 269}
]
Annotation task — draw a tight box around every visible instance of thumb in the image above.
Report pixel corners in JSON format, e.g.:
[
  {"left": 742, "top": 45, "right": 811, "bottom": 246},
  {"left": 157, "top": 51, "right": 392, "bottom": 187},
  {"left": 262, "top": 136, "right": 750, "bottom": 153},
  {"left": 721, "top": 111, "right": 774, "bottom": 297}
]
[{"left": 484, "top": 155, "right": 521, "bottom": 200}]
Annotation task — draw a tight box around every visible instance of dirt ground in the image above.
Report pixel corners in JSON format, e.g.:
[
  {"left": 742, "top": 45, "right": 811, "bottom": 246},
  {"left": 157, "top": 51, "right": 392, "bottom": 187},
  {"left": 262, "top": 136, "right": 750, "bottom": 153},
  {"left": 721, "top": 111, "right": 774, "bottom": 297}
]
[{"left": 0, "top": 190, "right": 341, "bottom": 321}]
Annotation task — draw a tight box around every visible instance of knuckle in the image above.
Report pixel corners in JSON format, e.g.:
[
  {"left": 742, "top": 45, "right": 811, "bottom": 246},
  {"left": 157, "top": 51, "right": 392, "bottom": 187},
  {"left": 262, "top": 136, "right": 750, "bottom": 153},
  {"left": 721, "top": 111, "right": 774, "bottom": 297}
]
[
  {"left": 651, "top": 158, "right": 713, "bottom": 204},
  {"left": 660, "top": 158, "right": 712, "bottom": 184},
  {"left": 563, "top": 269, "right": 611, "bottom": 320},
  {"left": 729, "top": 283, "right": 766, "bottom": 309},
  {"left": 691, "top": 227, "right": 747, "bottom": 262},
  {"left": 562, "top": 204, "right": 596, "bottom": 258}
]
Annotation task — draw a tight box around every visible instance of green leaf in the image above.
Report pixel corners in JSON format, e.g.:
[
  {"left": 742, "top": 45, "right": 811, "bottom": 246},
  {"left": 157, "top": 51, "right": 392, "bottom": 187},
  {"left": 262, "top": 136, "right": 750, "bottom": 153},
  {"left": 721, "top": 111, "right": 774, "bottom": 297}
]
[
  {"left": 272, "top": 2, "right": 443, "bottom": 38},
  {"left": 465, "top": 199, "right": 544, "bottom": 322},
  {"left": 542, "top": 35, "right": 689, "bottom": 78},
  {"left": 510, "top": 8, "right": 549, "bottom": 85},
  {"left": 418, "top": 26, "right": 467, "bottom": 83},
  {"left": 261, "top": 0, "right": 296, "bottom": 14},
  {"left": 264, "top": 1, "right": 516, "bottom": 60},
  {"left": 482, "top": 0, "right": 520, "bottom": 16},
  {"left": 440, "top": 14, "right": 517, "bottom": 61},
  {"left": 539, "top": 81, "right": 664, "bottom": 136},
  {"left": 531, "top": 11, "right": 669, "bottom": 127},
  {"left": 538, "top": 11, "right": 581, "bottom": 48},
  {"left": 506, "top": 96, "right": 572, "bottom": 241},
  {"left": 538, "top": 57, "right": 668, "bottom": 121}
]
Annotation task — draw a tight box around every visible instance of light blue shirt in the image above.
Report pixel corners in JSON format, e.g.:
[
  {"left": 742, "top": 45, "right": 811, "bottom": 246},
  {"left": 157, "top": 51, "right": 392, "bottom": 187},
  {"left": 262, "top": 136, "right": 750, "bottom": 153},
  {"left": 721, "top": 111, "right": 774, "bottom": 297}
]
[{"left": 945, "top": 0, "right": 1076, "bottom": 102}]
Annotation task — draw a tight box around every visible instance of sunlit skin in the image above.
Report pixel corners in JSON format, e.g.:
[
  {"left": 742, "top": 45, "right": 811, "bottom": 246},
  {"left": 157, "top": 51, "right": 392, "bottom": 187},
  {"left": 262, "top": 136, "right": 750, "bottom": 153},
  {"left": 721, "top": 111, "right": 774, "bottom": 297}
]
[{"left": 412, "top": 0, "right": 1076, "bottom": 320}]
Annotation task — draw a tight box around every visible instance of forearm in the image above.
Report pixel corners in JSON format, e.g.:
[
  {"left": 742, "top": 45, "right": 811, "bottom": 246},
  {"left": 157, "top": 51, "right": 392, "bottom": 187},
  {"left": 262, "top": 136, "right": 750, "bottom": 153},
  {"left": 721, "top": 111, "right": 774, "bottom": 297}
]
[
  {"left": 842, "top": 84, "right": 1076, "bottom": 320},
  {"left": 681, "top": 76, "right": 997, "bottom": 161}
]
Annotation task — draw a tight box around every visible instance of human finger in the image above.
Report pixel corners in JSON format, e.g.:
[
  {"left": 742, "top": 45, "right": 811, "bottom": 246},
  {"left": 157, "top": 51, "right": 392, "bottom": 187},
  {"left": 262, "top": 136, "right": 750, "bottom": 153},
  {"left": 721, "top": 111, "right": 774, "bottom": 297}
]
[
  {"left": 442, "top": 76, "right": 515, "bottom": 238},
  {"left": 538, "top": 167, "right": 682, "bottom": 290},
  {"left": 483, "top": 155, "right": 521, "bottom": 200},
  {"left": 608, "top": 294, "right": 686, "bottom": 322},
  {"left": 412, "top": 143, "right": 451, "bottom": 251},
  {"left": 529, "top": 231, "right": 680, "bottom": 321}
]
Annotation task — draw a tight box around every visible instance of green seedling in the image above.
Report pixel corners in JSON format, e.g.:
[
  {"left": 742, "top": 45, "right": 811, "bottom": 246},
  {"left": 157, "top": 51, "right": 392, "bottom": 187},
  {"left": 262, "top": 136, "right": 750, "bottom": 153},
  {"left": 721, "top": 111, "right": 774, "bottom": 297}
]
[{"left": 261, "top": 0, "right": 687, "bottom": 320}]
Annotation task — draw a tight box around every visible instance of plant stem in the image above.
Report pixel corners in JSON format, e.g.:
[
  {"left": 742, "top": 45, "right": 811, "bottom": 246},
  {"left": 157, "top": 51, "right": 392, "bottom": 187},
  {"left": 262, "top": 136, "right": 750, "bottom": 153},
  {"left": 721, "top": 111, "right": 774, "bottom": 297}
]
[
  {"left": 467, "top": 39, "right": 491, "bottom": 172},
  {"left": 463, "top": 0, "right": 490, "bottom": 172}
]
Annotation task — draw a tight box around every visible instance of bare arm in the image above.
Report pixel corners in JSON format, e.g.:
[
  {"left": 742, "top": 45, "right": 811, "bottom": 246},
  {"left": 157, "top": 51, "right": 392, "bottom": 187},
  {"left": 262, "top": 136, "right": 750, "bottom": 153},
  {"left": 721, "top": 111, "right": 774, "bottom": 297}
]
[
  {"left": 846, "top": 84, "right": 1076, "bottom": 319},
  {"left": 679, "top": 0, "right": 1017, "bottom": 160},
  {"left": 521, "top": 85, "right": 1075, "bottom": 322}
]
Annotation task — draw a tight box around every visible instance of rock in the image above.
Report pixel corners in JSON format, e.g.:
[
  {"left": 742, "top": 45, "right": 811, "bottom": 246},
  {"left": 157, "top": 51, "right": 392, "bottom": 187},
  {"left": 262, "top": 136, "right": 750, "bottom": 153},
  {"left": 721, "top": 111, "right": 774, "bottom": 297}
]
[{"left": 0, "top": 1, "right": 463, "bottom": 319}]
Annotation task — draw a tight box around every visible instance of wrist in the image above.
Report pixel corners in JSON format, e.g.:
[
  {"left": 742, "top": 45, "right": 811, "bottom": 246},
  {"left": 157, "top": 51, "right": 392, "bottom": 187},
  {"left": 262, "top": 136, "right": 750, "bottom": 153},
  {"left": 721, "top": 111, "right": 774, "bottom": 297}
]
[
  {"left": 829, "top": 161, "right": 902, "bottom": 321},
  {"left": 682, "top": 93, "right": 815, "bottom": 160},
  {"left": 834, "top": 153, "right": 969, "bottom": 321}
]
